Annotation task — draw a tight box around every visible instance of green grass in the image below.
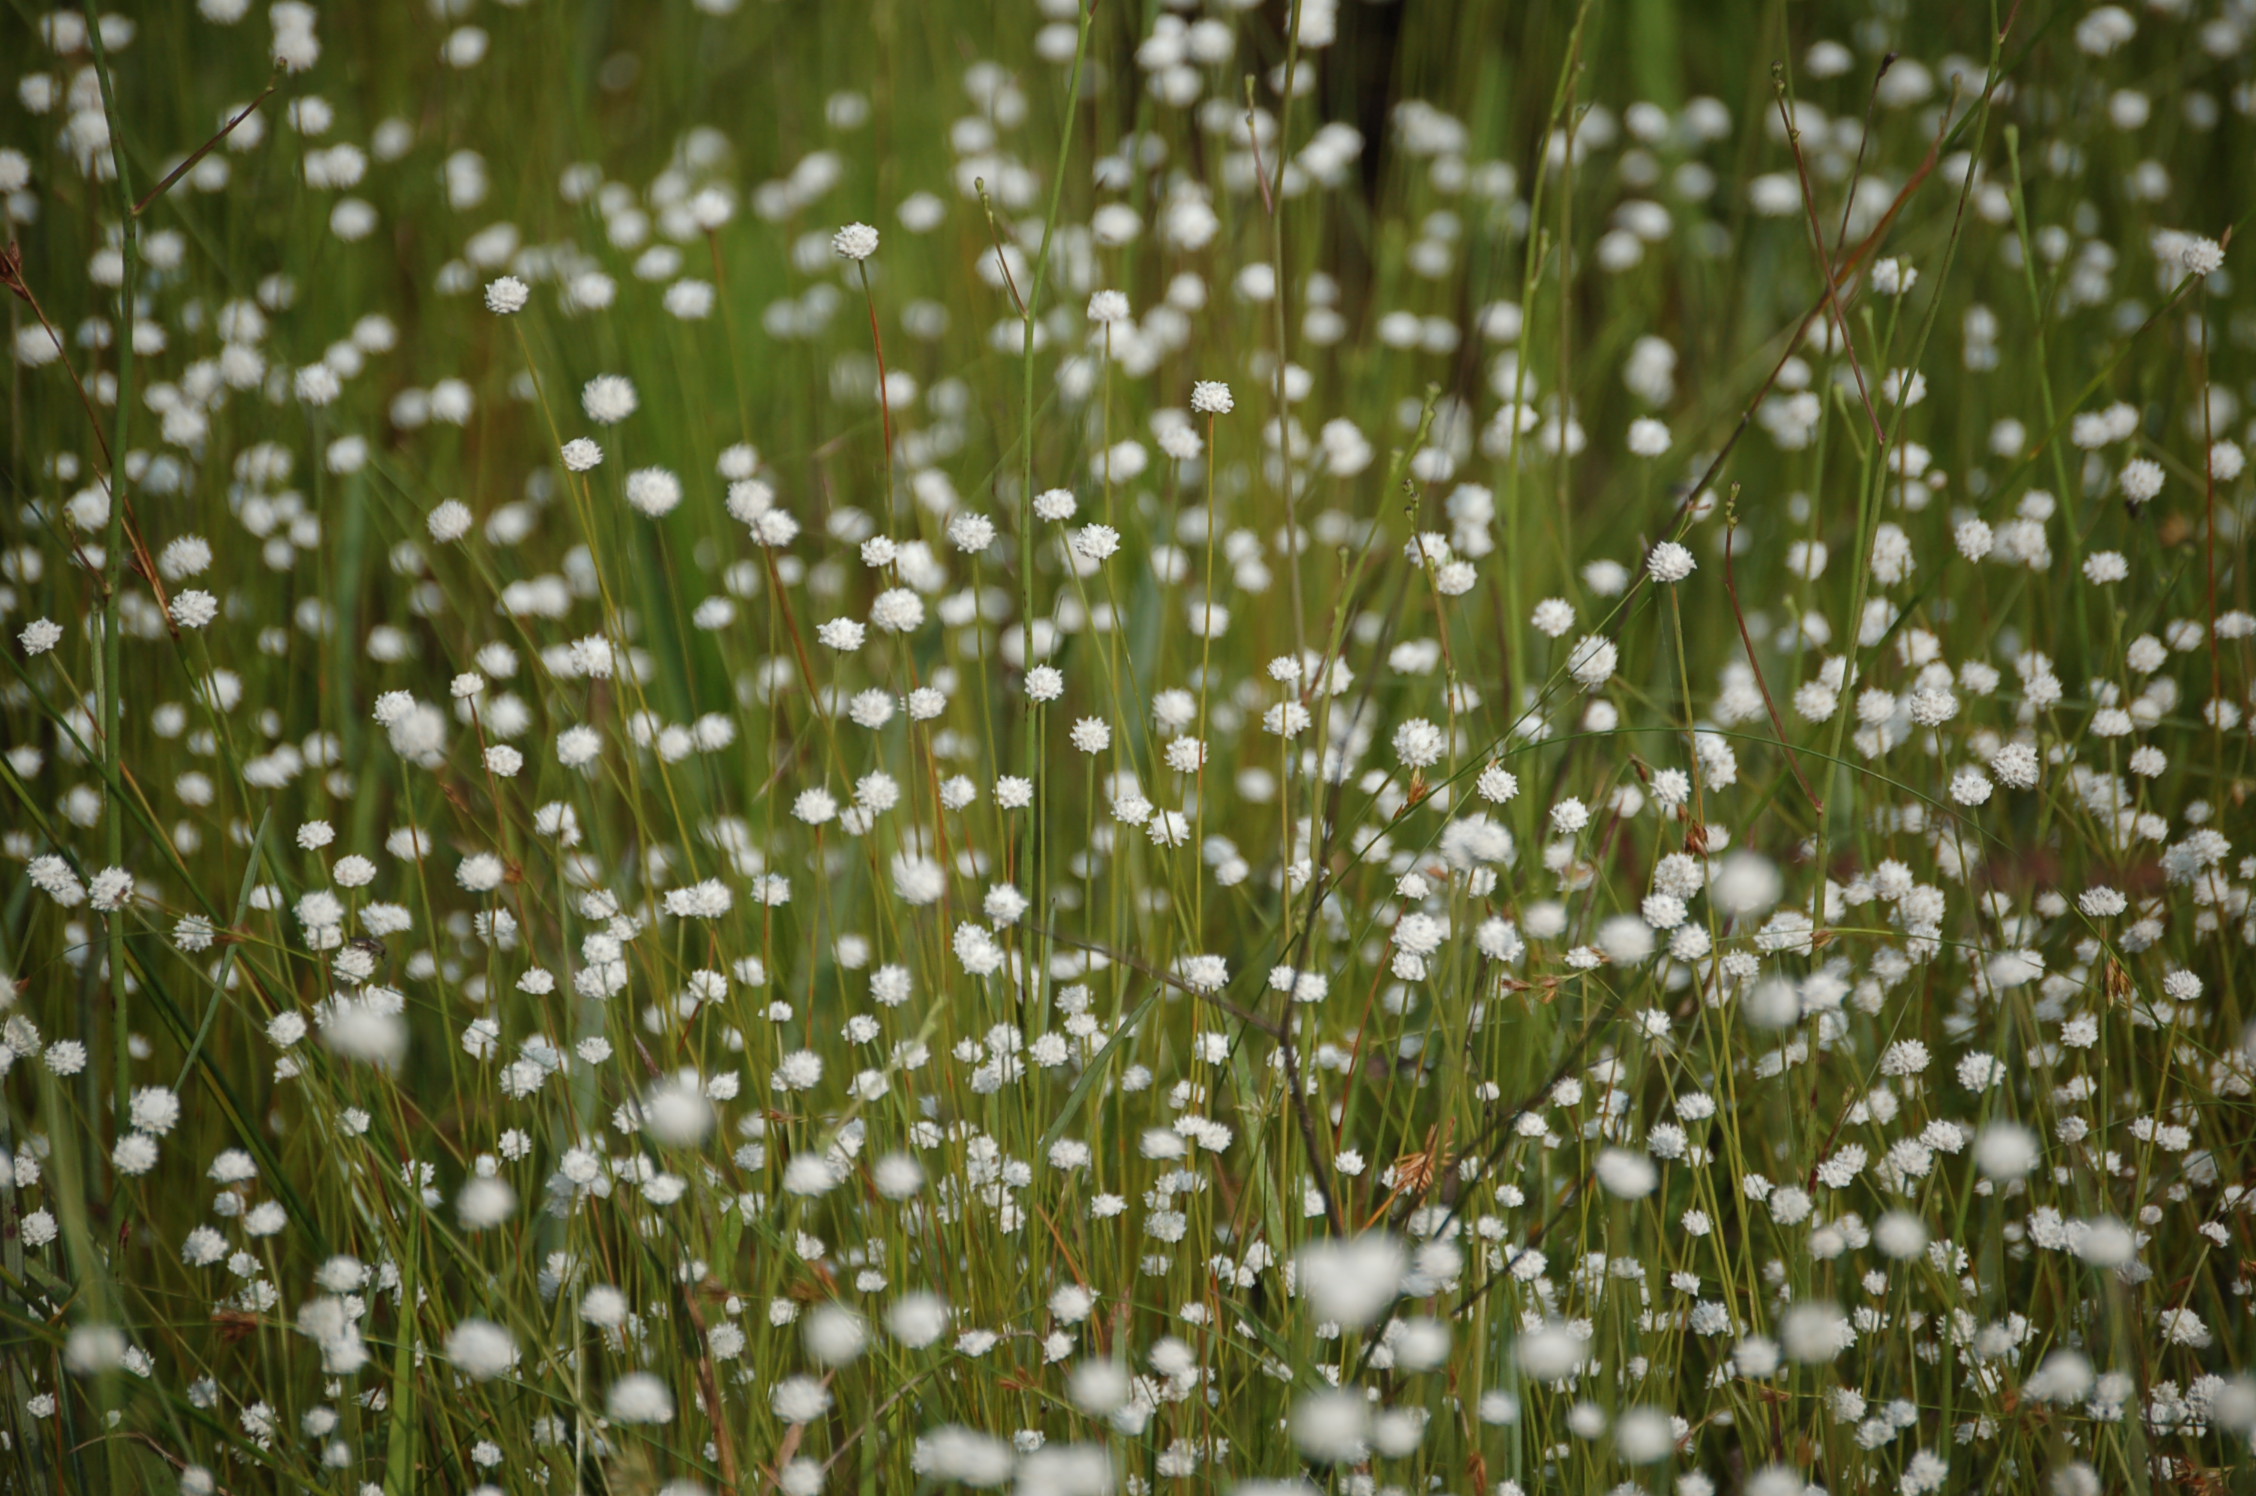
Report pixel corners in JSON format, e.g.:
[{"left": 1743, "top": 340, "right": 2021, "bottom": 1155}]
[{"left": 1, "top": 1, "right": 2254, "bottom": 1494}]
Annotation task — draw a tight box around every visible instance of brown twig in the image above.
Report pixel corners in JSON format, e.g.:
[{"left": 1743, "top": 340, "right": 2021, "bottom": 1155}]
[
  {"left": 1664, "top": 80, "right": 1960, "bottom": 537},
  {"left": 133, "top": 74, "right": 280, "bottom": 217},
  {"left": 0, "top": 243, "right": 175, "bottom": 631},
  {"left": 73, "top": 1431, "right": 239, "bottom": 1494},
  {"left": 1722, "top": 489, "right": 1824, "bottom": 814},
  {"left": 1026, "top": 921, "right": 1283, "bottom": 1040},
  {"left": 680, "top": 1288, "right": 742, "bottom": 1493},
  {"left": 1243, "top": 75, "right": 1277, "bottom": 218},
  {"left": 1774, "top": 65, "right": 1885, "bottom": 443},
  {"left": 971, "top": 179, "right": 1027, "bottom": 319}
]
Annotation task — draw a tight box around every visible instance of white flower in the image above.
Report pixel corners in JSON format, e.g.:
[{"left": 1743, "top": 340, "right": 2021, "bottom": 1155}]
[
  {"left": 1567, "top": 635, "right": 1617, "bottom": 691},
  {"left": 1594, "top": 1148, "right": 1658, "bottom": 1198},
  {"left": 607, "top": 1372, "right": 674, "bottom": 1423},
  {"left": 456, "top": 1175, "right": 516, "bottom": 1230},
  {"left": 295, "top": 364, "right": 341, "bottom": 405},
  {"left": 2158, "top": 1307, "right": 2212, "bottom": 1347},
  {"left": 1393, "top": 717, "right": 1445, "bottom": 768},
  {"left": 483, "top": 275, "right": 528, "bottom": 313},
  {"left": 1973, "top": 1122, "right": 2039, "bottom": 1180},
  {"left": 322, "top": 999, "right": 407, "bottom": 1069},
  {"left": 832, "top": 222, "right": 879, "bottom": 261},
  {"left": 130, "top": 1085, "right": 181, "bottom": 1136},
  {"left": 817, "top": 618, "right": 866, "bottom": 651},
  {"left": 1294, "top": 1234, "right": 1406, "bottom": 1326},
  {"left": 663, "top": 879, "right": 732, "bottom": 918},
  {"left": 1516, "top": 1320, "right": 1590, "bottom": 1381},
  {"left": 64, "top": 1325, "right": 127, "bottom": 1376},
  {"left": 171, "top": 590, "right": 219, "bottom": 628},
  {"left": 1190, "top": 380, "right": 1233, "bottom": 414},
  {"left": 2119, "top": 457, "right": 2164, "bottom": 504},
  {"left": 427, "top": 500, "right": 473, "bottom": 542},
  {"left": 773, "top": 1374, "right": 833, "bottom": 1424},
  {"left": 582, "top": 374, "right": 638, "bottom": 424},
  {"left": 1646, "top": 541, "right": 1696, "bottom": 583},
  {"left": 446, "top": 1320, "right": 518, "bottom": 1381},
  {"left": 869, "top": 588, "right": 922, "bottom": 631},
  {"left": 887, "top": 1292, "right": 948, "bottom": 1347},
  {"left": 2178, "top": 236, "right": 2225, "bottom": 277},
  {"left": 625, "top": 467, "right": 682, "bottom": 518},
  {"left": 947, "top": 512, "right": 996, "bottom": 552}
]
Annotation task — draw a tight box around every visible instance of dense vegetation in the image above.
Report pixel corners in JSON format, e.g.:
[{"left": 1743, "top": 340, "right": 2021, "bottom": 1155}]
[{"left": 2, "top": 2, "right": 2254, "bottom": 1494}]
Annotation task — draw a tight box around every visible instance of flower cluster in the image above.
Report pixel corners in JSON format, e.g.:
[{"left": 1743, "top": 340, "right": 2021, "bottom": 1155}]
[{"left": 2, "top": 3, "right": 2253, "bottom": 1495}]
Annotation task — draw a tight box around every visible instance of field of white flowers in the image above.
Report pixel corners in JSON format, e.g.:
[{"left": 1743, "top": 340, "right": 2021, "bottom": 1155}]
[{"left": 2, "top": 0, "right": 2254, "bottom": 1492}]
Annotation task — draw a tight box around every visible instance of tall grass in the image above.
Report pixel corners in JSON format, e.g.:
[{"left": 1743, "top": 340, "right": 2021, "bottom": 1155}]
[{"left": 1, "top": 2, "right": 2253, "bottom": 1494}]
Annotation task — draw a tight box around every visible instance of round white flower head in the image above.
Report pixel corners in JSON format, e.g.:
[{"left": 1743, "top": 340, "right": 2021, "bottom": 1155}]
[
  {"left": 641, "top": 1072, "right": 713, "bottom": 1146},
  {"left": 1530, "top": 597, "right": 1575, "bottom": 638},
  {"left": 947, "top": 512, "right": 995, "bottom": 553},
  {"left": 294, "top": 364, "right": 341, "bottom": 406},
  {"left": 2119, "top": 457, "right": 2164, "bottom": 504},
  {"left": 625, "top": 467, "right": 683, "bottom": 518},
  {"left": 2073, "top": 1216, "right": 2136, "bottom": 1268},
  {"left": 1190, "top": 380, "right": 1234, "bottom": 415},
  {"left": 2179, "top": 235, "right": 2225, "bottom": 277},
  {"left": 1293, "top": 1233, "right": 1406, "bottom": 1327},
  {"left": 171, "top": 591, "right": 219, "bottom": 629},
  {"left": 1516, "top": 1320, "right": 1590, "bottom": 1381},
  {"left": 1646, "top": 540, "right": 1696, "bottom": 583},
  {"left": 1393, "top": 717, "right": 1445, "bottom": 769},
  {"left": 832, "top": 222, "right": 879, "bottom": 261},
  {"left": 1873, "top": 1210, "right": 1928, "bottom": 1260},
  {"left": 581, "top": 374, "right": 637, "bottom": 425},
  {"left": 804, "top": 1304, "right": 867, "bottom": 1366},
  {"left": 576, "top": 1285, "right": 627, "bottom": 1328},
  {"left": 1973, "top": 1121, "right": 2040, "bottom": 1180},
  {"left": 1088, "top": 290, "right": 1130, "bottom": 324},
  {"left": 561, "top": 438, "right": 603, "bottom": 472},
  {"left": 1594, "top": 1147, "right": 1658, "bottom": 1198},
  {"left": 606, "top": 1371, "right": 674, "bottom": 1424},
  {"left": 427, "top": 499, "right": 473, "bottom": 542},
  {"left": 887, "top": 1291, "right": 948, "bottom": 1347},
  {"left": 445, "top": 1319, "right": 517, "bottom": 1381},
  {"left": 65, "top": 1324, "right": 128, "bottom": 1376},
  {"left": 772, "top": 1374, "right": 833, "bottom": 1425},
  {"left": 1567, "top": 634, "right": 1618, "bottom": 691},
  {"left": 483, "top": 275, "right": 528, "bottom": 314},
  {"left": 1779, "top": 1300, "right": 1849, "bottom": 1363},
  {"left": 1614, "top": 1406, "right": 1675, "bottom": 1465},
  {"left": 456, "top": 1175, "right": 515, "bottom": 1230}
]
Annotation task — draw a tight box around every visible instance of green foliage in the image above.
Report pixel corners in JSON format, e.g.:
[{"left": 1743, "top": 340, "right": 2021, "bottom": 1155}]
[{"left": 0, "top": 2, "right": 2253, "bottom": 1494}]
